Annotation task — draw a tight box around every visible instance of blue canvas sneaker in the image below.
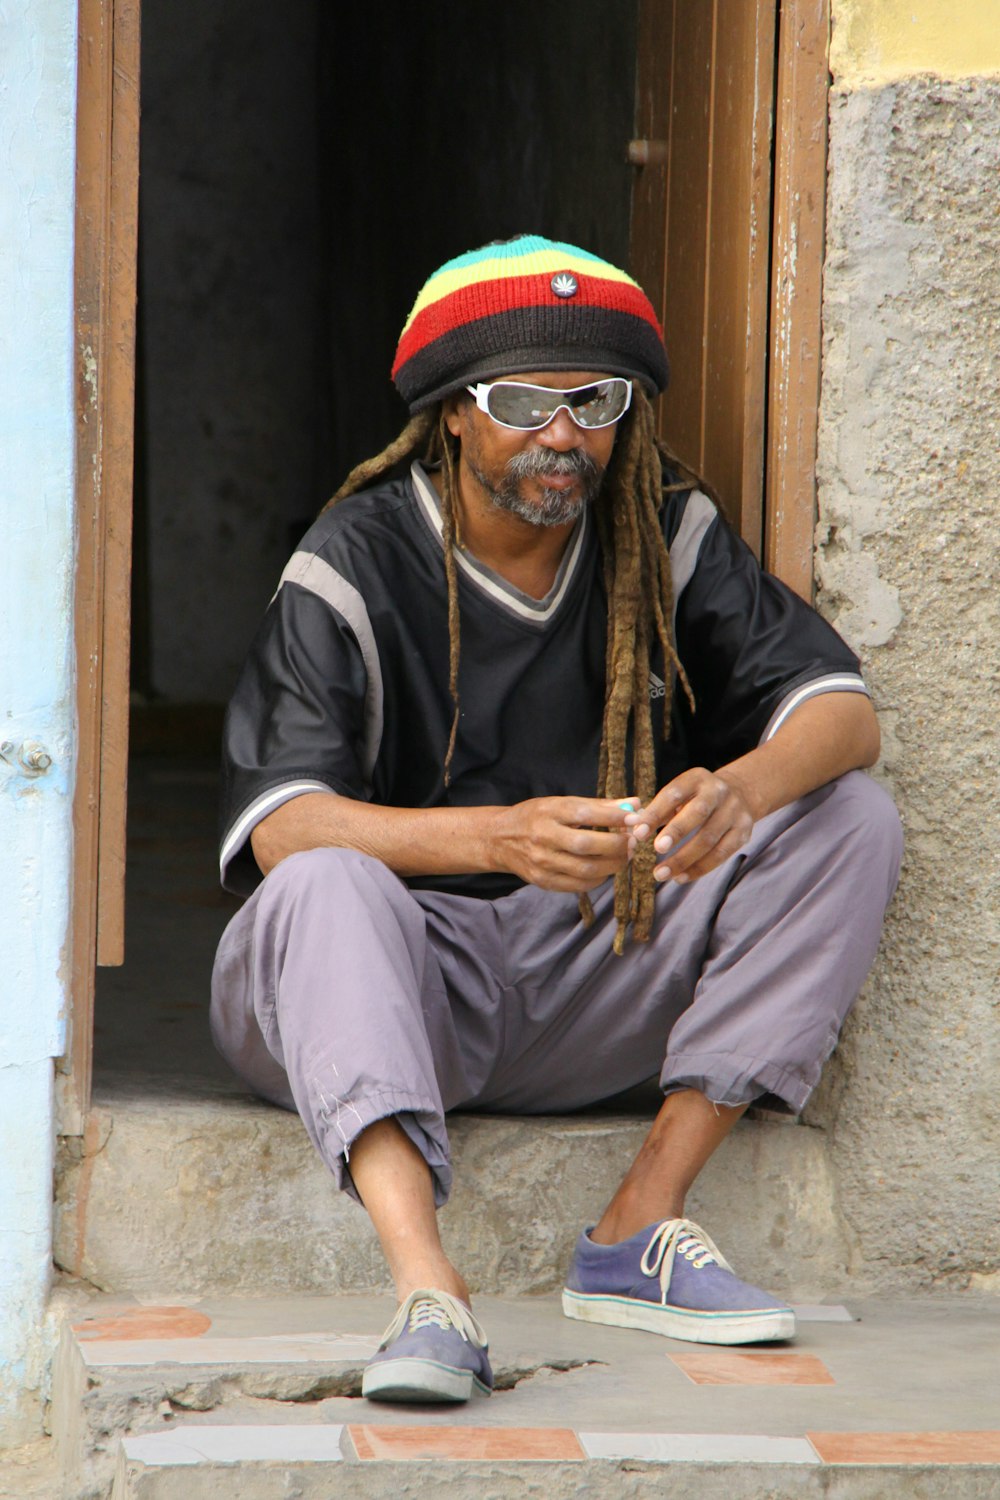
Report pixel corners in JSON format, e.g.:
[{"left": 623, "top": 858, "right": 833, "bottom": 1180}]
[
  {"left": 562, "top": 1217, "right": 795, "bottom": 1345},
  {"left": 362, "top": 1288, "right": 494, "bottom": 1403}
]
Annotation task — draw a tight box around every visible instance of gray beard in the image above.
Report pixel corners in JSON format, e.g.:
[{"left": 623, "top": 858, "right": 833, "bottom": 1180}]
[{"left": 469, "top": 447, "right": 603, "bottom": 527}]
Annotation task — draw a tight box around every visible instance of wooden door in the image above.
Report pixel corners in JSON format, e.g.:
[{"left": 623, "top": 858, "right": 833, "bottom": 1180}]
[
  {"left": 63, "top": 0, "right": 141, "bottom": 1131},
  {"left": 630, "top": 0, "right": 828, "bottom": 599}
]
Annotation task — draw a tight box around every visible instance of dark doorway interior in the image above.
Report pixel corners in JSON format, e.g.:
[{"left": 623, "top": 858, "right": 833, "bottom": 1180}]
[{"left": 318, "top": 4, "right": 639, "bottom": 490}]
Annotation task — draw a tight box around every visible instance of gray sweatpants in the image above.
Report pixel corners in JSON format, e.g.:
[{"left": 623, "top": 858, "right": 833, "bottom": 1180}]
[{"left": 210, "top": 772, "right": 902, "bottom": 1205}]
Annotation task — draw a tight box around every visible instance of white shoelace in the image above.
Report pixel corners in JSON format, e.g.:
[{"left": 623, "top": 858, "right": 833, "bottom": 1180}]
[
  {"left": 638, "top": 1218, "right": 735, "bottom": 1306},
  {"left": 377, "top": 1288, "right": 489, "bottom": 1352}
]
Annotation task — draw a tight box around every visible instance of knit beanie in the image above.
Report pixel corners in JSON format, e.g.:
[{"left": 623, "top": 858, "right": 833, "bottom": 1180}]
[{"left": 391, "top": 234, "right": 669, "bottom": 412}]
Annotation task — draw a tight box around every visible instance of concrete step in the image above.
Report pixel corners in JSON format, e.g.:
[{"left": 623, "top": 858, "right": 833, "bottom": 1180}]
[
  {"left": 114, "top": 1430, "right": 966, "bottom": 1500},
  {"left": 54, "top": 1079, "right": 852, "bottom": 1300},
  {"left": 50, "top": 1289, "right": 1000, "bottom": 1500},
  {"left": 108, "top": 1437, "right": 1000, "bottom": 1500}
]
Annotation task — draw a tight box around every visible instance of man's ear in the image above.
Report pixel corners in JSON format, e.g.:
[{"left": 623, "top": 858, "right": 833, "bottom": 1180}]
[{"left": 442, "top": 392, "right": 466, "bottom": 439}]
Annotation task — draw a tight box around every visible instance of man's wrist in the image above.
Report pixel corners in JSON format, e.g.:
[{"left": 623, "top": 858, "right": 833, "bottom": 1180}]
[
  {"left": 476, "top": 804, "right": 507, "bottom": 877},
  {"left": 715, "top": 761, "right": 770, "bottom": 824}
]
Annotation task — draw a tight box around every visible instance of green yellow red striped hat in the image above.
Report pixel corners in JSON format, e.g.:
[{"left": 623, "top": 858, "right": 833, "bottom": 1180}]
[{"left": 392, "top": 234, "right": 669, "bottom": 412}]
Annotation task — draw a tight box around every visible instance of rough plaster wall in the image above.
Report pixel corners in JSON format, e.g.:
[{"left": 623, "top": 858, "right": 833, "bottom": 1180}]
[{"left": 815, "top": 78, "right": 1000, "bottom": 1288}]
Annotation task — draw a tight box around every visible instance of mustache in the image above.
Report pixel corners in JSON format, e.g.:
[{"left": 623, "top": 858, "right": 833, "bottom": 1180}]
[{"left": 504, "top": 447, "right": 602, "bottom": 483}]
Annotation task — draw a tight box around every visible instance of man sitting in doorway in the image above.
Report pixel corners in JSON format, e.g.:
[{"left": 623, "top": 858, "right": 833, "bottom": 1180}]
[{"left": 211, "top": 234, "right": 902, "bottom": 1404}]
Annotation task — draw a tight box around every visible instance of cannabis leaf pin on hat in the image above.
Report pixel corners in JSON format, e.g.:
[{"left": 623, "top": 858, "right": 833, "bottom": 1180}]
[{"left": 551, "top": 272, "right": 579, "bottom": 298}]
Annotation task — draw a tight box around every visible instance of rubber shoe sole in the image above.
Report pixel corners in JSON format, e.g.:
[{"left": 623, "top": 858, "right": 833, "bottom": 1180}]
[
  {"left": 362, "top": 1356, "right": 492, "bottom": 1403},
  {"left": 562, "top": 1288, "right": 796, "bottom": 1345}
]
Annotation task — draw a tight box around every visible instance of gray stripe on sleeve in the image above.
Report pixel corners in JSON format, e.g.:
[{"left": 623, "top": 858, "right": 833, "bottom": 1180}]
[
  {"left": 277, "top": 551, "right": 384, "bottom": 788},
  {"left": 667, "top": 489, "right": 716, "bottom": 627},
  {"left": 761, "top": 673, "right": 871, "bottom": 744},
  {"left": 219, "top": 779, "right": 336, "bottom": 882}
]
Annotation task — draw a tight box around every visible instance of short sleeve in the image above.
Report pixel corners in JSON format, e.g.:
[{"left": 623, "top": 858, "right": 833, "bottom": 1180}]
[
  {"left": 219, "top": 579, "right": 372, "bottom": 894},
  {"left": 673, "top": 508, "right": 868, "bottom": 769}
]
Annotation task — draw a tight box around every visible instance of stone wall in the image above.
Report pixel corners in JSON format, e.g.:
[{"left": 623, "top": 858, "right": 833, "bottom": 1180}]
[{"left": 814, "top": 73, "right": 1000, "bottom": 1288}]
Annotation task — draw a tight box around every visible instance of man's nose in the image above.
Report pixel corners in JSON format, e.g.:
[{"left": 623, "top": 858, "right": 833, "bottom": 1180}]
[{"left": 534, "top": 406, "right": 581, "bottom": 450}]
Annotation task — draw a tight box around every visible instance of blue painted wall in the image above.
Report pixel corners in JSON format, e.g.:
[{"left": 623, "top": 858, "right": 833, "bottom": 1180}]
[{"left": 0, "top": 0, "right": 78, "bottom": 1442}]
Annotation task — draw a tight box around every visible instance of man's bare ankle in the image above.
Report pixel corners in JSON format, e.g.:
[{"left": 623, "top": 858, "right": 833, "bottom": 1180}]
[
  {"left": 590, "top": 1202, "right": 684, "bottom": 1246},
  {"left": 395, "top": 1269, "right": 471, "bottom": 1306}
]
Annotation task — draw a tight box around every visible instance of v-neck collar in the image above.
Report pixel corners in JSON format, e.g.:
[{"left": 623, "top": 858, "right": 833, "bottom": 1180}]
[{"left": 410, "top": 461, "right": 590, "bottom": 626}]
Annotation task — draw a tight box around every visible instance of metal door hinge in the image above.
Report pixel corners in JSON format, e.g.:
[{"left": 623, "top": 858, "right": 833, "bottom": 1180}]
[
  {"left": 0, "top": 739, "right": 53, "bottom": 775},
  {"left": 627, "top": 139, "right": 669, "bottom": 167}
]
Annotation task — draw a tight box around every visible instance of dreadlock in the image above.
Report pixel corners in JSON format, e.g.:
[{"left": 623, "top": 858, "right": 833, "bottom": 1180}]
[{"left": 322, "top": 386, "right": 695, "bottom": 952}]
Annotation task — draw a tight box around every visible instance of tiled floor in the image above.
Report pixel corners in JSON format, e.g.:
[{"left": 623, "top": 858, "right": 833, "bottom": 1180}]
[{"left": 70, "top": 1291, "right": 1000, "bottom": 1477}]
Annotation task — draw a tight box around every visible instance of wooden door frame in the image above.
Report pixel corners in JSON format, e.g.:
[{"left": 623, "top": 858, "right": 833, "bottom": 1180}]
[
  {"left": 62, "top": 0, "right": 141, "bottom": 1132},
  {"left": 631, "top": 0, "right": 776, "bottom": 555},
  {"left": 631, "top": 0, "right": 830, "bottom": 601},
  {"left": 765, "top": 0, "right": 830, "bottom": 599}
]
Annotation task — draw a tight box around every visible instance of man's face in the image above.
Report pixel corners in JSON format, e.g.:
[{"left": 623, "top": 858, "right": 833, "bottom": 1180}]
[{"left": 444, "top": 371, "right": 621, "bottom": 528}]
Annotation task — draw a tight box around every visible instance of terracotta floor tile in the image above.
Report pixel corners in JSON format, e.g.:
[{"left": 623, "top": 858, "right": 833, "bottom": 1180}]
[
  {"left": 669, "top": 1350, "right": 834, "bottom": 1386},
  {"left": 72, "top": 1305, "right": 212, "bottom": 1341},
  {"left": 809, "top": 1431, "right": 1000, "bottom": 1464},
  {"left": 348, "top": 1425, "right": 585, "bottom": 1462}
]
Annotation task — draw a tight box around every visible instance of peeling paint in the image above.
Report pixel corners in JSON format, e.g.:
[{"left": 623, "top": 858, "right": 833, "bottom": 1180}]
[{"left": 81, "top": 342, "right": 98, "bottom": 407}]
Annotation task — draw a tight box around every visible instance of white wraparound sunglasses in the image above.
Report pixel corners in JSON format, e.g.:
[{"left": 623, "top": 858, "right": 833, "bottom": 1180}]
[{"left": 466, "top": 377, "right": 633, "bottom": 431}]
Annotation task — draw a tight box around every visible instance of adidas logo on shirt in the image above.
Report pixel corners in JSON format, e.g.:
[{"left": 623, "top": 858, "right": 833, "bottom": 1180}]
[{"left": 648, "top": 672, "right": 666, "bottom": 700}]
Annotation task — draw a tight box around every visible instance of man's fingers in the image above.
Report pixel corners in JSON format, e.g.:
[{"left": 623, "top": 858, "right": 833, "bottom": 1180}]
[
  {"left": 562, "top": 826, "right": 631, "bottom": 859},
  {"left": 625, "top": 772, "right": 711, "bottom": 838},
  {"left": 501, "top": 797, "right": 637, "bottom": 891},
  {"left": 663, "top": 829, "right": 752, "bottom": 884},
  {"left": 558, "top": 844, "right": 630, "bottom": 882},
  {"left": 652, "top": 794, "right": 724, "bottom": 855},
  {"left": 524, "top": 816, "right": 630, "bottom": 889},
  {"left": 562, "top": 797, "right": 640, "bottom": 829},
  {"left": 531, "top": 850, "right": 628, "bottom": 891},
  {"left": 610, "top": 771, "right": 755, "bottom": 886},
  {"left": 655, "top": 816, "right": 751, "bottom": 883},
  {"left": 653, "top": 810, "right": 728, "bottom": 879}
]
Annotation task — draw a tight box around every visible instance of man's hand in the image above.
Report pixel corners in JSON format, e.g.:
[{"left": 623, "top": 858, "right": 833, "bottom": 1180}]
[
  {"left": 622, "top": 691, "right": 882, "bottom": 887},
  {"left": 488, "top": 797, "right": 635, "bottom": 893},
  {"left": 624, "top": 770, "right": 754, "bottom": 885}
]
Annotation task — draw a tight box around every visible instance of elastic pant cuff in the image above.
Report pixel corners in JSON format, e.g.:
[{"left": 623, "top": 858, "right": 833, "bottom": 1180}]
[
  {"left": 312, "top": 1086, "right": 453, "bottom": 1206},
  {"left": 661, "top": 1050, "right": 813, "bottom": 1115}
]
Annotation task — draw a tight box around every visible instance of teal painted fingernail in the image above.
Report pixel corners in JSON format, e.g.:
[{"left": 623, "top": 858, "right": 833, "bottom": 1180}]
[{"left": 618, "top": 801, "right": 635, "bottom": 811}]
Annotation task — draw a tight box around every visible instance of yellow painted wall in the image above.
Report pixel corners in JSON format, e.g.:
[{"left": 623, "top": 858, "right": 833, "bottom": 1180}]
[{"left": 832, "top": 0, "right": 1000, "bottom": 86}]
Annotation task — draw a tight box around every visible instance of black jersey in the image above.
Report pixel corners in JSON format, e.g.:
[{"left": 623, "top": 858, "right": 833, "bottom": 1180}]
[{"left": 219, "top": 463, "right": 867, "bottom": 898}]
